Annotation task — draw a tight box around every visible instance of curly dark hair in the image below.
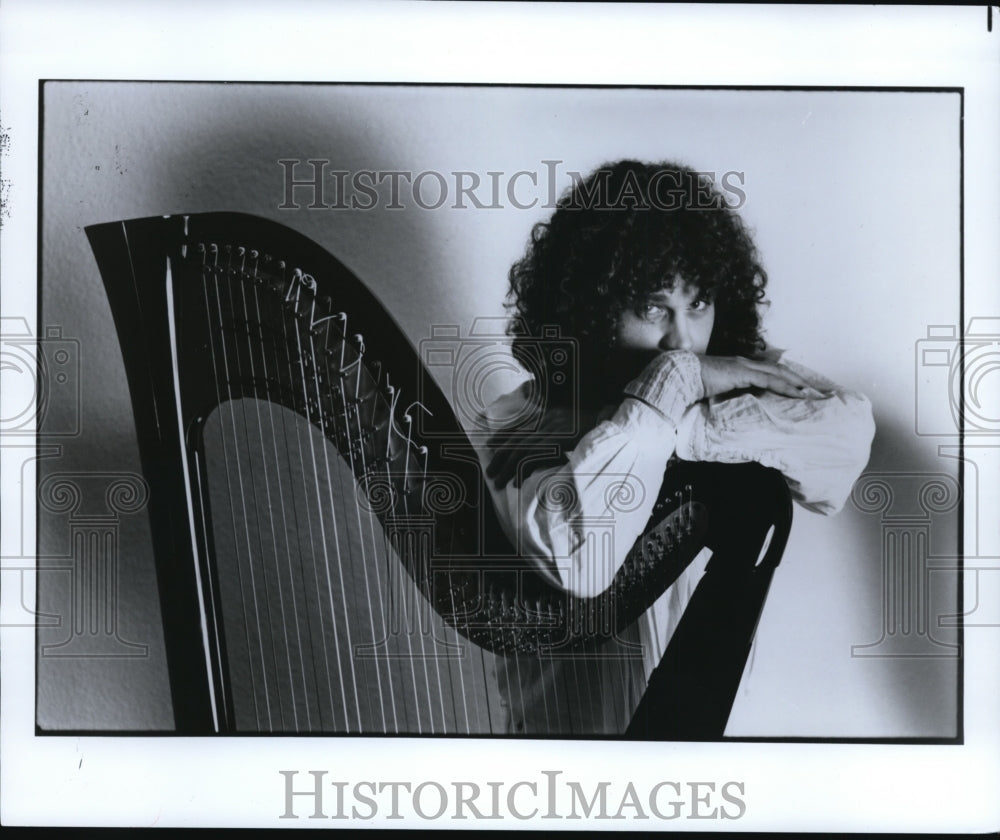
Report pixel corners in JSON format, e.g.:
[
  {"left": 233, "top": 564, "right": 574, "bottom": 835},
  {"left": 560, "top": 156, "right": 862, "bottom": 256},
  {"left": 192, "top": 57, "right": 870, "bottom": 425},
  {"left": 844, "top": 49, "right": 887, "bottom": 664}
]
[{"left": 506, "top": 159, "right": 768, "bottom": 407}]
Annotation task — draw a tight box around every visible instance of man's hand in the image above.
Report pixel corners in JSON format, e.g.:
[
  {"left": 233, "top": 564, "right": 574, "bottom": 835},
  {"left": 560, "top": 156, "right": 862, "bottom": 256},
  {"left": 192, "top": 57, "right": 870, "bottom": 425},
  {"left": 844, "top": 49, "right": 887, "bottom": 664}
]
[{"left": 697, "top": 355, "right": 830, "bottom": 400}]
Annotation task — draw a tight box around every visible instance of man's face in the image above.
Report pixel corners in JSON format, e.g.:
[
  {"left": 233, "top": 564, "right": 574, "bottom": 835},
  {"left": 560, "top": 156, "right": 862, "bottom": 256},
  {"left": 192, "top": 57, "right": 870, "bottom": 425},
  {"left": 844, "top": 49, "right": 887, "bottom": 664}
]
[{"left": 615, "top": 279, "right": 715, "bottom": 357}]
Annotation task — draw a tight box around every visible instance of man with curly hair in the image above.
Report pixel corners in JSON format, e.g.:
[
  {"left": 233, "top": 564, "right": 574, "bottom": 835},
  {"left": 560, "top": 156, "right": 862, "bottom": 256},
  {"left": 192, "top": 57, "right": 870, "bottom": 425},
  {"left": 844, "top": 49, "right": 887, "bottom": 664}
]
[{"left": 477, "top": 160, "right": 875, "bottom": 736}]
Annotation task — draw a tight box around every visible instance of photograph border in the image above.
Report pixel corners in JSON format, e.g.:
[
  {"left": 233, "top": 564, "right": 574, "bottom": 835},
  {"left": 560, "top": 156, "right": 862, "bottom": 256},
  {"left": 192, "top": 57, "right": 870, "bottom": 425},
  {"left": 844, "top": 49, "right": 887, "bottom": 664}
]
[
  {"left": 34, "top": 78, "right": 967, "bottom": 748},
  {"left": 2, "top": 2, "right": 997, "bottom": 831}
]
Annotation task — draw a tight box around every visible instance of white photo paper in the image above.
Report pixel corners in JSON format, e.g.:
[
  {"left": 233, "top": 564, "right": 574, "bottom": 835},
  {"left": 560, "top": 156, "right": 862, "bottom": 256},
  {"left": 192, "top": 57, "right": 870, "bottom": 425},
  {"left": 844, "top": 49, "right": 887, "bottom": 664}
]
[{"left": 1, "top": 1, "right": 998, "bottom": 831}]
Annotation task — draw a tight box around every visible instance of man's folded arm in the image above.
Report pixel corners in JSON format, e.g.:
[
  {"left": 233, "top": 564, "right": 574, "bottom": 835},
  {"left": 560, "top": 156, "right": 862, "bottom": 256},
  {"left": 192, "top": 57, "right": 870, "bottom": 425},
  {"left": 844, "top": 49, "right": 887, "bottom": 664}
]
[
  {"left": 481, "top": 351, "right": 705, "bottom": 597},
  {"left": 674, "top": 357, "right": 876, "bottom": 514}
]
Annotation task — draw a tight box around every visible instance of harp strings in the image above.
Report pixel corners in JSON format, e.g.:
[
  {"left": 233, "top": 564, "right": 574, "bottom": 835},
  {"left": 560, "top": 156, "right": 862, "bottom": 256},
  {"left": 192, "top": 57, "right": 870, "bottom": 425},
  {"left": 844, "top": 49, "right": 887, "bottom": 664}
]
[
  {"left": 240, "top": 263, "right": 301, "bottom": 730},
  {"left": 300, "top": 285, "right": 474, "bottom": 735},
  {"left": 199, "top": 244, "right": 273, "bottom": 731},
  {"left": 194, "top": 241, "right": 492, "bottom": 734},
  {"left": 202, "top": 243, "right": 353, "bottom": 731},
  {"left": 286, "top": 274, "right": 363, "bottom": 731},
  {"left": 234, "top": 249, "right": 312, "bottom": 732},
  {"left": 271, "top": 273, "right": 339, "bottom": 731},
  {"left": 349, "top": 330, "right": 434, "bottom": 733},
  {"left": 250, "top": 265, "right": 314, "bottom": 731},
  {"left": 384, "top": 391, "right": 434, "bottom": 732},
  {"left": 227, "top": 246, "right": 285, "bottom": 730},
  {"left": 319, "top": 310, "right": 397, "bottom": 733}
]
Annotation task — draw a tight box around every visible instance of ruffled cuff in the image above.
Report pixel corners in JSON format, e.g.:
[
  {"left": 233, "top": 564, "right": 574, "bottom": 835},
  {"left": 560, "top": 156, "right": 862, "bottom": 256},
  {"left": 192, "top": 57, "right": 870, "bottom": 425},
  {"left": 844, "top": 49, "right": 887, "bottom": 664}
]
[{"left": 623, "top": 350, "right": 705, "bottom": 427}]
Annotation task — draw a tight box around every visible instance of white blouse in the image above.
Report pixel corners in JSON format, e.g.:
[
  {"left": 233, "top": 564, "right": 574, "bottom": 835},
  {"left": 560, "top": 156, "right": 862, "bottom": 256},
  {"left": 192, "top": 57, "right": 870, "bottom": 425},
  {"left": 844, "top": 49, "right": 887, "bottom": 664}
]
[{"left": 476, "top": 349, "right": 875, "bottom": 735}]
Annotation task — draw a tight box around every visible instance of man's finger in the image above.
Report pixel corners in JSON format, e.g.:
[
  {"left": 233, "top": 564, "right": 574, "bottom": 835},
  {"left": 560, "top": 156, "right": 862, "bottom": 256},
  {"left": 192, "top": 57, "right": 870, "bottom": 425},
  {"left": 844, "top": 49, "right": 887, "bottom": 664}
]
[
  {"left": 760, "top": 372, "right": 809, "bottom": 398},
  {"left": 745, "top": 359, "right": 813, "bottom": 390}
]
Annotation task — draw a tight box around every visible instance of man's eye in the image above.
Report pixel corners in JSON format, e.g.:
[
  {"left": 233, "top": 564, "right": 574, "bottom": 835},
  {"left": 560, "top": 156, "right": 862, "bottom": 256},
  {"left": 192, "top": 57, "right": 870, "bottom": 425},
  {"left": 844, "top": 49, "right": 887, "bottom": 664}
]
[
  {"left": 690, "top": 299, "right": 712, "bottom": 312},
  {"left": 639, "top": 304, "right": 664, "bottom": 319}
]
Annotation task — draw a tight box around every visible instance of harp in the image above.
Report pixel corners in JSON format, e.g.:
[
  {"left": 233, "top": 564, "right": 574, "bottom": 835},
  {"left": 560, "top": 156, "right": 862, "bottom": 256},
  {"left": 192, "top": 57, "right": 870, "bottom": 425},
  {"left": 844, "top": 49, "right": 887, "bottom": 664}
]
[{"left": 84, "top": 212, "right": 790, "bottom": 736}]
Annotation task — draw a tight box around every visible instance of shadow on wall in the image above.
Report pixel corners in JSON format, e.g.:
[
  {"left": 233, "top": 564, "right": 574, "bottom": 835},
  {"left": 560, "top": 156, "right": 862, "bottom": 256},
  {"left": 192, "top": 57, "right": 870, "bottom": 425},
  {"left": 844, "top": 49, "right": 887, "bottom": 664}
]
[
  {"left": 846, "top": 411, "right": 962, "bottom": 738},
  {"left": 37, "top": 93, "right": 462, "bottom": 731}
]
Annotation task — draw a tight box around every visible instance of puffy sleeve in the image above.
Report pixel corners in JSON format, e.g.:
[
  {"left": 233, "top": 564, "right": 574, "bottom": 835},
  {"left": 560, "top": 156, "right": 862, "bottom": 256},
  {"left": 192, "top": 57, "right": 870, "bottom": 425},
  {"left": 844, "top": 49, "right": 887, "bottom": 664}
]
[
  {"left": 478, "top": 350, "right": 704, "bottom": 598},
  {"left": 674, "top": 355, "right": 875, "bottom": 515},
  {"left": 479, "top": 350, "right": 875, "bottom": 598}
]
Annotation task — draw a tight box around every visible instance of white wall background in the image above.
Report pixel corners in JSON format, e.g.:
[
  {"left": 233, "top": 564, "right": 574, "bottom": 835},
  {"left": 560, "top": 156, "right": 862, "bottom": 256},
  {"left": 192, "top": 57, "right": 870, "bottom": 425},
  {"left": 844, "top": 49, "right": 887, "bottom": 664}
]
[{"left": 39, "top": 82, "right": 961, "bottom": 736}]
